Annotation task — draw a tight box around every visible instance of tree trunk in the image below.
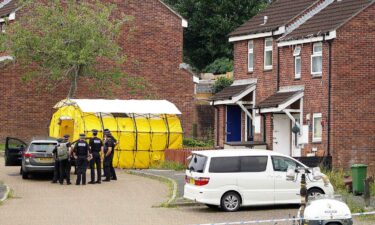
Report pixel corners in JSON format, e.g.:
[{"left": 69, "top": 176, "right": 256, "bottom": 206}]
[{"left": 67, "top": 66, "right": 79, "bottom": 99}]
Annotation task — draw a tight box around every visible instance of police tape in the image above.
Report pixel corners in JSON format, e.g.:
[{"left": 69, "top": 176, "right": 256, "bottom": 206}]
[{"left": 190, "top": 211, "right": 375, "bottom": 225}]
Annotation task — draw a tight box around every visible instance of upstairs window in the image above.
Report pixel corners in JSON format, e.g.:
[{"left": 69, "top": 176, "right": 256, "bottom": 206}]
[
  {"left": 264, "top": 38, "right": 273, "bottom": 70},
  {"left": 248, "top": 41, "right": 254, "bottom": 72},
  {"left": 294, "top": 46, "right": 301, "bottom": 79},
  {"left": 311, "top": 42, "right": 322, "bottom": 76}
]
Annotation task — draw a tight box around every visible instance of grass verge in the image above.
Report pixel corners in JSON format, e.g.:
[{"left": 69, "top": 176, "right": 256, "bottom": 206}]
[{"left": 150, "top": 160, "right": 186, "bottom": 171}]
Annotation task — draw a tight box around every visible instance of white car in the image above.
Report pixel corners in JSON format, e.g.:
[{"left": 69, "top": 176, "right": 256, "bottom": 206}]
[{"left": 183, "top": 149, "right": 334, "bottom": 212}]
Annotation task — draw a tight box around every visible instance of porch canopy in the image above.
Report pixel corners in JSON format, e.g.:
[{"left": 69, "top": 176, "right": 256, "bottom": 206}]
[
  {"left": 257, "top": 90, "right": 304, "bottom": 124},
  {"left": 210, "top": 79, "right": 257, "bottom": 120}
]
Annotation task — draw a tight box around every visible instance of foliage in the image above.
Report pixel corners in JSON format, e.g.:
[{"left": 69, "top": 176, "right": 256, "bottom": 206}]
[
  {"left": 212, "top": 76, "right": 233, "bottom": 94},
  {"left": 164, "top": 0, "right": 269, "bottom": 70},
  {"left": 3, "top": 0, "right": 135, "bottom": 98},
  {"left": 0, "top": 144, "right": 4, "bottom": 151},
  {"left": 203, "top": 57, "right": 233, "bottom": 74},
  {"left": 183, "top": 138, "right": 214, "bottom": 148},
  {"left": 321, "top": 168, "right": 347, "bottom": 192},
  {"left": 150, "top": 160, "right": 186, "bottom": 171}
]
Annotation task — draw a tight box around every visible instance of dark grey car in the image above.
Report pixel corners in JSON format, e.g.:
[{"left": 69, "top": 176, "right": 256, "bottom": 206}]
[{"left": 20, "top": 138, "right": 58, "bottom": 179}]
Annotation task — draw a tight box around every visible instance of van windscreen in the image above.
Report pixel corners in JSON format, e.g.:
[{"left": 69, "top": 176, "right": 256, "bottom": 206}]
[{"left": 188, "top": 154, "right": 207, "bottom": 173}]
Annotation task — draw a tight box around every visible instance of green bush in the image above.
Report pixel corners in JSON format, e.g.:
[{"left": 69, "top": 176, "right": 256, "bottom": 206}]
[
  {"left": 203, "top": 58, "right": 233, "bottom": 74},
  {"left": 212, "top": 77, "right": 233, "bottom": 94},
  {"left": 321, "top": 168, "right": 347, "bottom": 192},
  {"left": 183, "top": 138, "right": 214, "bottom": 148}
]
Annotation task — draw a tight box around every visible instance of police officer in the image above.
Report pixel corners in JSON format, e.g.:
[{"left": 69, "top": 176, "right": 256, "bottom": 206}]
[
  {"left": 103, "top": 131, "right": 117, "bottom": 182},
  {"left": 88, "top": 129, "right": 103, "bottom": 184},
  {"left": 63, "top": 134, "right": 72, "bottom": 183},
  {"left": 51, "top": 138, "right": 62, "bottom": 183},
  {"left": 73, "top": 133, "right": 90, "bottom": 185},
  {"left": 57, "top": 138, "right": 71, "bottom": 185}
]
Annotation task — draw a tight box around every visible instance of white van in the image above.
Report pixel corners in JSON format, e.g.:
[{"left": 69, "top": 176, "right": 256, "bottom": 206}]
[{"left": 184, "top": 149, "right": 334, "bottom": 212}]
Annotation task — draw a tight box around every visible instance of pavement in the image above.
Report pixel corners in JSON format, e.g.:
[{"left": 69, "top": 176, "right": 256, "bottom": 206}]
[{"left": 0, "top": 158, "right": 373, "bottom": 225}]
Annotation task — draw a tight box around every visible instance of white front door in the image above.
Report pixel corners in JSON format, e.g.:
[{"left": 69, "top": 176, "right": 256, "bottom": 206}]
[{"left": 273, "top": 114, "right": 291, "bottom": 156}]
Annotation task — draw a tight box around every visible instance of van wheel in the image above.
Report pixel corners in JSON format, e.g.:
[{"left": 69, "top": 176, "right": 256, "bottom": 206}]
[
  {"left": 22, "top": 170, "right": 29, "bottom": 179},
  {"left": 221, "top": 192, "right": 241, "bottom": 212},
  {"left": 308, "top": 188, "right": 324, "bottom": 199},
  {"left": 205, "top": 204, "right": 218, "bottom": 209}
]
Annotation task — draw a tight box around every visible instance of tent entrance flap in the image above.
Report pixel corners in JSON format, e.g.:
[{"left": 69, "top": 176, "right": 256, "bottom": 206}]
[
  {"left": 59, "top": 119, "right": 74, "bottom": 141},
  {"left": 49, "top": 99, "right": 183, "bottom": 169}
]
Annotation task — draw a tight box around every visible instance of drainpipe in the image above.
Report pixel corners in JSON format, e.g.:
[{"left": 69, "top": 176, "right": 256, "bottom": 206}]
[
  {"left": 277, "top": 46, "right": 280, "bottom": 91},
  {"left": 327, "top": 40, "right": 333, "bottom": 157},
  {"left": 262, "top": 114, "right": 267, "bottom": 143}
]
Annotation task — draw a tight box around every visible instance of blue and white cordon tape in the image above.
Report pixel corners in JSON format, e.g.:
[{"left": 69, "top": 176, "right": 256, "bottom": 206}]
[{"left": 190, "top": 211, "right": 375, "bottom": 225}]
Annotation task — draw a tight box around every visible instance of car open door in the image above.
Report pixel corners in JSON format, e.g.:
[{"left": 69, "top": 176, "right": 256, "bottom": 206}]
[{"left": 5, "top": 137, "right": 27, "bottom": 166}]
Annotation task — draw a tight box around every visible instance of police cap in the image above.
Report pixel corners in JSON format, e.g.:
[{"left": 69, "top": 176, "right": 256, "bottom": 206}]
[{"left": 63, "top": 134, "right": 70, "bottom": 139}]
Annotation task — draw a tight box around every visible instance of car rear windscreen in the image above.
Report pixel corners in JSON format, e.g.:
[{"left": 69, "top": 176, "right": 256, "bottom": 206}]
[
  {"left": 29, "top": 143, "right": 56, "bottom": 152},
  {"left": 209, "top": 156, "right": 268, "bottom": 173},
  {"left": 188, "top": 154, "right": 207, "bottom": 173}
]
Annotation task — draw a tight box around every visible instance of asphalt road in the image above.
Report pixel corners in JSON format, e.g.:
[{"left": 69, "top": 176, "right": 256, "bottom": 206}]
[{"left": 0, "top": 158, "right": 372, "bottom": 225}]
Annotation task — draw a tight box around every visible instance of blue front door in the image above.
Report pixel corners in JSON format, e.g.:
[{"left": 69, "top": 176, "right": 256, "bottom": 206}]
[{"left": 226, "top": 105, "right": 242, "bottom": 142}]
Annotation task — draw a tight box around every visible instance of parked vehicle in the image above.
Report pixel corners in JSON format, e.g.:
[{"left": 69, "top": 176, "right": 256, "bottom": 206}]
[
  {"left": 183, "top": 149, "right": 334, "bottom": 212},
  {"left": 4, "top": 137, "right": 27, "bottom": 166},
  {"left": 5, "top": 137, "right": 58, "bottom": 179}
]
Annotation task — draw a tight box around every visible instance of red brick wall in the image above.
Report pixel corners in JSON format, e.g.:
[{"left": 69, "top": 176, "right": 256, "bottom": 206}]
[
  {"left": 331, "top": 4, "right": 375, "bottom": 171},
  {"left": 0, "top": 0, "right": 195, "bottom": 142},
  {"left": 278, "top": 42, "right": 330, "bottom": 156},
  {"left": 214, "top": 105, "right": 226, "bottom": 147},
  {"left": 232, "top": 38, "right": 279, "bottom": 148}
]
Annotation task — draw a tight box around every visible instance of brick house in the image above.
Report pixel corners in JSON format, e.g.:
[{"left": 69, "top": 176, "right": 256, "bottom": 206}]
[
  {"left": 0, "top": 0, "right": 196, "bottom": 141},
  {"left": 212, "top": 0, "right": 375, "bottom": 170}
]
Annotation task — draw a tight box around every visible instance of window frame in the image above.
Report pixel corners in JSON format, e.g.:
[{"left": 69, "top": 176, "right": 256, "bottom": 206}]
[
  {"left": 264, "top": 38, "right": 273, "bottom": 70},
  {"left": 271, "top": 156, "right": 304, "bottom": 172},
  {"left": 294, "top": 46, "right": 301, "bottom": 79},
  {"left": 312, "top": 113, "right": 322, "bottom": 143},
  {"left": 311, "top": 42, "right": 322, "bottom": 76},
  {"left": 248, "top": 40, "right": 254, "bottom": 72}
]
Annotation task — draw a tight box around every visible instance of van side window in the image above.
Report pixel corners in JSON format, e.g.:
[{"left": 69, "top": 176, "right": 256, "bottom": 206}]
[
  {"left": 272, "top": 156, "right": 302, "bottom": 172},
  {"left": 240, "top": 156, "right": 268, "bottom": 172},
  {"left": 209, "top": 157, "right": 240, "bottom": 173}
]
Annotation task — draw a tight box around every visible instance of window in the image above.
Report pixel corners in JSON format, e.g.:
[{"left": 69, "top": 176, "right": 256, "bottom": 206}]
[
  {"left": 264, "top": 38, "right": 273, "bottom": 70},
  {"left": 294, "top": 46, "right": 301, "bottom": 79},
  {"left": 29, "top": 143, "right": 56, "bottom": 152},
  {"left": 311, "top": 42, "right": 322, "bottom": 75},
  {"left": 209, "top": 157, "right": 240, "bottom": 173},
  {"left": 188, "top": 154, "right": 207, "bottom": 173},
  {"left": 271, "top": 156, "right": 303, "bottom": 172},
  {"left": 240, "top": 156, "right": 268, "bottom": 172},
  {"left": 248, "top": 41, "right": 254, "bottom": 72},
  {"left": 313, "top": 113, "right": 322, "bottom": 142}
]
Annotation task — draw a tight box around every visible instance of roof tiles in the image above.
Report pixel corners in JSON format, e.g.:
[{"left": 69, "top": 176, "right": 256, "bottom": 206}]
[
  {"left": 281, "top": 0, "right": 374, "bottom": 41},
  {"left": 229, "top": 0, "right": 317, "bottom": 37},
  {"left": 0, "top": 0, "right": 17, "bottom": 18}
]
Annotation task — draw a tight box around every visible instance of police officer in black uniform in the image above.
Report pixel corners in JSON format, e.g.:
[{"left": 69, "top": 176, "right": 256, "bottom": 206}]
[
  {"left": 103, "top": 131, "right": 117, "bottom": 182},
  {"left": 88, "top": 129, "right": 103, "bottom": 184},
  {"left": 62, "top": 134, "right": 72, "bottom": 184},
  {"left": 73, "top": 133, "right": 90, "bottom": 185}
]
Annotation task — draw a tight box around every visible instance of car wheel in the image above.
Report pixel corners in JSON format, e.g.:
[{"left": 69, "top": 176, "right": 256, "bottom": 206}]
[
  {"left": 22, "top": 170, "right": 29, "bottom": 179},
  {"left": 221, "top": 192, "right": 241, "bottom": 212},
  {"left": 308, "top": 188, "right": 324, "bottom": 199},
  {"left": 205, "top": 204, "right": 218, "bottom": 209}
]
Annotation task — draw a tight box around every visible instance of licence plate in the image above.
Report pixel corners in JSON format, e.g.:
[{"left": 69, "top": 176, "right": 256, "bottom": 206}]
[
  {"left": 190, "top": 178, "right": 195, "bottom": 185},
  {"left": 38, "top": 158, "right": 53, "bottom": 162}
]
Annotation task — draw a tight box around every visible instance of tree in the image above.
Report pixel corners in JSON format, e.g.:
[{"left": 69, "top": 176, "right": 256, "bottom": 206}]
[
  {"left": 212, "top": 77, "right": 233, "bottom": 94},
  {"left": 164, "top": 0, "right": 269, "bottom": 71},
  {"left": 2, "top": 0, "right": 135, "bottom": 98}
]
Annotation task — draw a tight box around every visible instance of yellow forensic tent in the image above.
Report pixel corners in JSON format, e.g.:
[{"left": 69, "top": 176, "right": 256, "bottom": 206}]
[{"left": 49, "top": 99, "right": 183, "bottom": 169}]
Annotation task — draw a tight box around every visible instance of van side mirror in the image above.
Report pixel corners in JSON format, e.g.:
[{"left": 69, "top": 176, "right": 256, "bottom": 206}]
[
  {"left": 286, "top": 167, "right": 296, "bottom": 181},
  {"left": 312, "top": 167, "right": 323, "bottom": 180}
]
